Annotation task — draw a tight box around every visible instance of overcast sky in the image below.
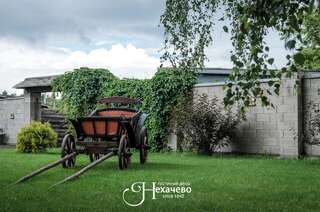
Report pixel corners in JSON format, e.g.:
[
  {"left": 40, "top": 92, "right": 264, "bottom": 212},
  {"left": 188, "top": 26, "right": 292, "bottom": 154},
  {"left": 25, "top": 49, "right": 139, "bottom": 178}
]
[{"left": 0, "top": 0, "right": 290, "bottom": 93}]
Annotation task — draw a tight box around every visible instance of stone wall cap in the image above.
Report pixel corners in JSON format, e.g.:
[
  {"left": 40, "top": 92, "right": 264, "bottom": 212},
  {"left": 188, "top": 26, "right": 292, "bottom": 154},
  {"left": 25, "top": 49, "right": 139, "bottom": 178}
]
[
  {"left": 13, "top": 75, "right": 61, "bottom": 89},
  {"left": 0, "top": 96, "right": 24, "bottom": 101}
]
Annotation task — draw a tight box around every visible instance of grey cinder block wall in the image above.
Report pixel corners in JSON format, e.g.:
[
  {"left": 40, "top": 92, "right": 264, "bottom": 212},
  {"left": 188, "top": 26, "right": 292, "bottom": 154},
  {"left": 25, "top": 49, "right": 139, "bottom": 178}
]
[
  {"left": 0, "top": 97, "right": 26, "bottom": 144},
  {"left": 185, "top": 73, "right": 320, "bottom": 157},
  {"left": 303, "top": 77, "right": 320, "bottom": 155},
  {"left": 0, "top": 90, "right": 41, "bottom": 144}
]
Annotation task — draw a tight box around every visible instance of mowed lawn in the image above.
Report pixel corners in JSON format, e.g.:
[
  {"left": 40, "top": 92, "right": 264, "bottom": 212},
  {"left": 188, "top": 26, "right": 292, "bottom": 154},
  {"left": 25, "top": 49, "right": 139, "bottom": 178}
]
[{"left": 1, "top": 148, "right": 320, "bottom": 212}]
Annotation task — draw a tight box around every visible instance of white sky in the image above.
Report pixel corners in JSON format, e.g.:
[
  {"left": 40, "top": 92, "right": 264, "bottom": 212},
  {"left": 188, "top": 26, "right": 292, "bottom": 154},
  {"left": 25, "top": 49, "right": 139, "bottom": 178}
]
[{"left": 0, "top": 1, "right": 291, "bottom": 94}]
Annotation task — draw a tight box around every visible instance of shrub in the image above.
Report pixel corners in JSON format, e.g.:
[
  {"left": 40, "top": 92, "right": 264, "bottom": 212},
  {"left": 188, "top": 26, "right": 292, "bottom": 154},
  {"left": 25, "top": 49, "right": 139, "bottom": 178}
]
[
  {"left": 16, "top": 121, "right": 58, "bottom": 153},
  {"left": 172, "top": 94, "right": 240, "bottom": 155}
]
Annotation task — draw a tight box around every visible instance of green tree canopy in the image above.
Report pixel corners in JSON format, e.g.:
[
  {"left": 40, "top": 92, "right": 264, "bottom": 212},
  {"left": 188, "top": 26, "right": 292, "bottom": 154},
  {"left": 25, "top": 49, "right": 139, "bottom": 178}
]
[
  {"left": 299, "top": 9, "right": 320, "bottom": 70},
  {"left": 161, "top": 0, "right": 319, "bottom": 111}
]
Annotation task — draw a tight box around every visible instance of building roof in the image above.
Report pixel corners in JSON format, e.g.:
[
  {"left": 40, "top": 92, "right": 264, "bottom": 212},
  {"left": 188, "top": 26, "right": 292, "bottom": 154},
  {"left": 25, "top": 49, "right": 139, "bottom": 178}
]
[
  {"left": 12, "top": 68, "right": 229, "bottom": 90},
  {"left": 302, "top": 71, "right": 320, "bottom": 78},
  {"left": 13, "top": 75, "right": 60, "bottom": 89},
  {"left": 13, "top": 69, "right": 320, "bottom": 90},
  {"left": 200, "top": 68, "right": 232, "bottom": 75}
]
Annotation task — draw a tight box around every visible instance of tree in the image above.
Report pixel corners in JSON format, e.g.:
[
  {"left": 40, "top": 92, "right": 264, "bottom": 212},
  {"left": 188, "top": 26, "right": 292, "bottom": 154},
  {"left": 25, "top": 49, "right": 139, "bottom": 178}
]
[
  {"left": 299, "top": 9, "right": 320, "bottom": 70},
  {"left": 1, "top": 90, "right": 17, "bottom": 97},
  {"left": 161, "top": 0, "right": 319, "bottom": 112}
]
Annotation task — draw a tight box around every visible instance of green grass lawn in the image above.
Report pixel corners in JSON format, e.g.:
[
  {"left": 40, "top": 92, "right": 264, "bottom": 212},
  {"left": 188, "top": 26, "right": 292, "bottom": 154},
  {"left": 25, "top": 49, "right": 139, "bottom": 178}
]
[{"left": 1, "top": 148, "right": 320, "bottom": 212}]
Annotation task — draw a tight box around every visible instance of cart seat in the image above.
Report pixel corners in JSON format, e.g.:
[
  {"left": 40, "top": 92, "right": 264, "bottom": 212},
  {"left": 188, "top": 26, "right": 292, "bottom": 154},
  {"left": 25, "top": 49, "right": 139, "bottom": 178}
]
[{"left": 97, "top": 110, "right": 135, "bottom": 118}]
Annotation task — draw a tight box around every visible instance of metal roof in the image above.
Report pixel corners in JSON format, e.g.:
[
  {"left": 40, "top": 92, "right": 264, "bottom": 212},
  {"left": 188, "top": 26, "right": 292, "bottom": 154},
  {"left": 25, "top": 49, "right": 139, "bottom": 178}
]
[
  {"left": 12, "top": 68, "right": 230, "bottom": 89},
  {"left": 200, "top": 68, "right": 232, "bottom": 75},
  {"left": 12, "top": 69, "right": 320, "bottom": 90},
  {"left": 13, "top": 75, "right": 60, "bottom": 89},
  {"left": 302, "top": 71, "right": 320, "bottom": 79}
]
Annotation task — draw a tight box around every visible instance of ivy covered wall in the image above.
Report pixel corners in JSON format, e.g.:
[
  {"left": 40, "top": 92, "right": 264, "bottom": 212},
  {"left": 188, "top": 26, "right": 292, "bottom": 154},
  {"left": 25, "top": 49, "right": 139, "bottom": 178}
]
[{"left": 52, "top": 67, "right": 196, "bottom": 151}]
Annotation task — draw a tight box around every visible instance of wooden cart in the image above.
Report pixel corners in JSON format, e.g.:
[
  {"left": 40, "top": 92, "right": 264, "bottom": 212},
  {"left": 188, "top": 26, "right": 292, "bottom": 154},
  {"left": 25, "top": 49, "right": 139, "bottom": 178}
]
[
  {"left": 62, "top": 96, "right": 149, "bottom": 169},
  {"left": 14, "top": 96, "right": 149, "bottom": 186}
]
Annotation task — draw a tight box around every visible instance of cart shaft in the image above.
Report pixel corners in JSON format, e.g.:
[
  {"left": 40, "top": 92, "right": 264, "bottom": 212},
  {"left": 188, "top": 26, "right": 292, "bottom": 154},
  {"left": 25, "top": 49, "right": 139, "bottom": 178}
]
[
  {"left": 51, "top": 151, "right": 115, "bottom": 187},
  {"left": 14, "top": 152, "right": 77, "bottom": 184}
]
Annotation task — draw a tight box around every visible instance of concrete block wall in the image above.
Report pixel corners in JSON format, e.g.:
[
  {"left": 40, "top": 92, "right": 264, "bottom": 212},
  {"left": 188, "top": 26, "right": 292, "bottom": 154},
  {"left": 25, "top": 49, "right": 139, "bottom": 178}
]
[
  {"left": 303, "top": 77, "right": 320, "bottom": 155},
  {"left": 0, "top": 90, "right": 43, "bottom": 145},
  {"left": 278, "top": 77, "right": 303, "bottom": 157},
  {"left": 0, "top": 97, "right": 27, "bottom": 144},
  {"left": 193, "top": 76, "right": 303, "bottom": 157}
]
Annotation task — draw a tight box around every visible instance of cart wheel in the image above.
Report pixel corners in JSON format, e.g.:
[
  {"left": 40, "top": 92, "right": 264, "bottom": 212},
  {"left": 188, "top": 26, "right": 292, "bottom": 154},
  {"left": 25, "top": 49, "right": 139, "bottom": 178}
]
[
  {"left": 119, "top": 135, "right": 130, "bottom": 170},
  {"left": 89, "top": 153, "right": 103, "bottom": 162},
  {"left": 61, "top": 134, "right": 77, "bottom": 168},
  {"left": 139, "top": 128, "right": 148, "bottom": 164}
]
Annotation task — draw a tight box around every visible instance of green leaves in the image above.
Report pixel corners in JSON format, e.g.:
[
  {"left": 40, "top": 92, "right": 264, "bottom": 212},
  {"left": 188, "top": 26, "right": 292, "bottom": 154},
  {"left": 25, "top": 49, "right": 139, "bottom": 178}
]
[
  {"left": 17, "top": 121, "right": 57, "bottom": 153},
  {"left": 52, "top": 67, "right": 117, "bottom": 119},
  {"left": 267, "top": 58, "right": 274, "bottom": 65},
  {"left": 146, "top": 68, "right": 196, "bottom": 150},
  {"left": 285, "top": 40, "right": 296, "bottom": 50},
  {"left": 173, "top": 94, "right": 240, "bottom": 155},
  {"left": 223, "top": 26, "right": 229, "bottom": 33},
  {"left": 297, "top": 10, "right": 320, "bottom": 70},
  {"left": 161, "top": 0, "right": 315, "bottom": 113},
  {"left": 52, "top": 67, "right": 196, "bottom": 151},
  {"left": 261, "top": 96, "right": 270, "bottom": 107},
  {"left": 293, "top": 52, "right": 306, "bottom": 66}
]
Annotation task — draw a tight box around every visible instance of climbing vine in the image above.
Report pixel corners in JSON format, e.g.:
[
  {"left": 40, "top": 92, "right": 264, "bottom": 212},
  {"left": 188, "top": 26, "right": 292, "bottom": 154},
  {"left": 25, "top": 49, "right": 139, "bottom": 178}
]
[
  {"left": 52, "top": 67, "right": 196, "bottom": 151},
  {"left": 144, "top": 68, "right": 197, "bottom": 150},
  {"left": 52, "top": 67, "right": 117, "bottom": 118},
  {"left": 103, "top": 78, "right": 150, "bottom": 101}
]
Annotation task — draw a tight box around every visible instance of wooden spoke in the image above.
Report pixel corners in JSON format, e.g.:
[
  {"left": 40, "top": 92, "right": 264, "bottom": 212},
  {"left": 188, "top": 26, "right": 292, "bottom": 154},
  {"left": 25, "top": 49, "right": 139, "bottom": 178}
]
[
  {"left": 61, "top": 134, "right": 77, "bottom": 168},
  {"left": 118, "top": 135, "right": 130, "bottom": 170},
  {"left": 139, "top": 128, "right": 148, "bottom": 164}
]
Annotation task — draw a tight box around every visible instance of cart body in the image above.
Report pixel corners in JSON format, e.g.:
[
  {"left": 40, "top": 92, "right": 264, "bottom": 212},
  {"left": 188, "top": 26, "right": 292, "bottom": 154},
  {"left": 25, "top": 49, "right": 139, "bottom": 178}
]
[{"left": 62, "top": 96, "right": 149, "bottom": 169}]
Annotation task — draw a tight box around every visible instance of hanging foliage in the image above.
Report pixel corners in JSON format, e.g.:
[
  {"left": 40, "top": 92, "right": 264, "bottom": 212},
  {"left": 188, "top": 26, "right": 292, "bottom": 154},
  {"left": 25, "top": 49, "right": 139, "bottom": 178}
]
[
  {"left": 161, "top": 0, "right": 318, "bottom": 112},
  {"left": 298, "top": 9, "right": 320, "bottom": 70}
]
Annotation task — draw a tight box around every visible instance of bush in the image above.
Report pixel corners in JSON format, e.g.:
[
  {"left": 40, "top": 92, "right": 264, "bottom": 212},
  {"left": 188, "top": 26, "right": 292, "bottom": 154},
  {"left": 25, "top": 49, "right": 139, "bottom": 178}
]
[
  {"left": 16, "top": 121, "right": 58, "bottom": 153},
  {"left": 172, "top": 94, "right": 240, "bottom": 155}
]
